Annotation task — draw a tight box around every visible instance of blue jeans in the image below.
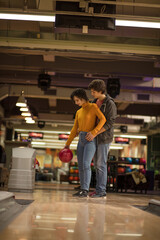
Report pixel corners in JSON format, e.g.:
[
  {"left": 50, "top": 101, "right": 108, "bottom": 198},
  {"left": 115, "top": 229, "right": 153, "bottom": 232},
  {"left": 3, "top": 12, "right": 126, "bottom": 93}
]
[
  {"left": 77, "top": 132, "right": 96, "bottom": 191},
  {"left": 94, "top": 143, "right": 110, "bottom": 194}
]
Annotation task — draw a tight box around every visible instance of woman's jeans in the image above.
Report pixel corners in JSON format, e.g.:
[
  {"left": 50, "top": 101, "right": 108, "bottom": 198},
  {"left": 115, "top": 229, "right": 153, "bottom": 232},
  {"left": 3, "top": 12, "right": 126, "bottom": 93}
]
[
  {"left": 94, "top": 143, "right": 110, "bottom": 194},
  {"left": 77, "top": 132, "right": 96, "bottom": 191}
]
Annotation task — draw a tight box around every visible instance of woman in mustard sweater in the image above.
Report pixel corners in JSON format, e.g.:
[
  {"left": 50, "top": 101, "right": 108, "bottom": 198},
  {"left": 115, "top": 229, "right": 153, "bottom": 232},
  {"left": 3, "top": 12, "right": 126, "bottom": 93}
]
[{"left": 65, "top": 89, "right": 106, "bottom": 197}]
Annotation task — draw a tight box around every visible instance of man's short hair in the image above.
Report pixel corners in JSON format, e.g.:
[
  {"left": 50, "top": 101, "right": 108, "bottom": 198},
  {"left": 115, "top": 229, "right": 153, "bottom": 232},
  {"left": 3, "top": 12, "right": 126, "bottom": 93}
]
[
  {"left": 70, "top": 88, "right": 89, "bottom": 101},
  {"left": 88, "top": 79, "right": 106, "bottom": 94}
]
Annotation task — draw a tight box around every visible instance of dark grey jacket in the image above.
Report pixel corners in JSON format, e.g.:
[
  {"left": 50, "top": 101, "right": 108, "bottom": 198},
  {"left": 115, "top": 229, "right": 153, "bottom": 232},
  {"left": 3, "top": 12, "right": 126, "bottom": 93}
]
[{"left": 93, "top": 95, "right": 117, "bottom": 144}]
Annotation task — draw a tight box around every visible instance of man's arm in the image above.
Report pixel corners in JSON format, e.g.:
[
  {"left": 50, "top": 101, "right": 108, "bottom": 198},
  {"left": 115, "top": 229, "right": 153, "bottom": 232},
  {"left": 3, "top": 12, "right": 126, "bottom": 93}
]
[
  {"left": 102, "top": 100, "right": 117, "bottom": 131},
  {"left": 86, "top": 97, "right": 117, "bottom": 141}
]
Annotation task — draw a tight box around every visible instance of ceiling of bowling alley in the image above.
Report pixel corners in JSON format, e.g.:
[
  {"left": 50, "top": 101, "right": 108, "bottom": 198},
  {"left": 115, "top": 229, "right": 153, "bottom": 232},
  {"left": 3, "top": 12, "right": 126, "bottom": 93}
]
[{"left": 0, "top": 0, "right": 160, "bottom": 135}]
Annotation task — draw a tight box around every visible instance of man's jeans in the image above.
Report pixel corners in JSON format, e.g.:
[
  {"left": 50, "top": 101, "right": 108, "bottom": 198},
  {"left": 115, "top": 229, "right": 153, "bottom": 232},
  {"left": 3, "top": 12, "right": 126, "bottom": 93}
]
[
  {"left": 94, "top": 143, "right": 110, "bottom": 194},
  {"left": 77, "top": 132, "right": 96, "bottom": 191}
]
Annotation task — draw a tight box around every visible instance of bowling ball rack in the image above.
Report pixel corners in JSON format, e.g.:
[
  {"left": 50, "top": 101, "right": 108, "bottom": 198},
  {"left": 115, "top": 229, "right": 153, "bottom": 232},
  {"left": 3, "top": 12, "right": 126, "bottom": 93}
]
[
  {"left": 69, "top": 162, "right": 80, "bottom": 184},
  {"left": 68, "top": 160, "right": 96, "bottom": 185},
  {"left": 107, "top": 159, "right": 146, "bottom": 193}
]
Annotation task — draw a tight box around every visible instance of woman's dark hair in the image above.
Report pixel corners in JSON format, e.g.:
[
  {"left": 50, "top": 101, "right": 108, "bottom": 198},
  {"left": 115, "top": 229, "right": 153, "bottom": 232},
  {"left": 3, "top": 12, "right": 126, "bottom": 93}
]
[
  {"left": 88, "top": 79, "right": 106, "bottom": 94},
  {"left": 70, "top": 88, "right": 89, "bottom": 101}
]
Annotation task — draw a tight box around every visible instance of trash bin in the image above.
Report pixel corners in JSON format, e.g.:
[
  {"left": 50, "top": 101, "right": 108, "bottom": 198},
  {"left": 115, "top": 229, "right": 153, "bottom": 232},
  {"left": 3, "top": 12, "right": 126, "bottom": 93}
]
[{"left": 8, "top": 147, "right": 36, "bottom": 192}]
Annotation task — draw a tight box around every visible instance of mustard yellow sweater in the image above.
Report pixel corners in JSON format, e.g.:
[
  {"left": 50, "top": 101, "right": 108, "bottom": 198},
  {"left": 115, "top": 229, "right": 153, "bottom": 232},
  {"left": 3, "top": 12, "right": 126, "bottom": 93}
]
[{"left": 66, "top": 102, "right": 106, "bottom": 146}]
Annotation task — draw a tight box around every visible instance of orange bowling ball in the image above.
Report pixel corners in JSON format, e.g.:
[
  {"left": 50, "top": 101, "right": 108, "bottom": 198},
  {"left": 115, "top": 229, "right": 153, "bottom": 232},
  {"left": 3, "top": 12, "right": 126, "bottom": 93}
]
[{"left": 69, "top": 176, "right": 73, "bottom": 181}]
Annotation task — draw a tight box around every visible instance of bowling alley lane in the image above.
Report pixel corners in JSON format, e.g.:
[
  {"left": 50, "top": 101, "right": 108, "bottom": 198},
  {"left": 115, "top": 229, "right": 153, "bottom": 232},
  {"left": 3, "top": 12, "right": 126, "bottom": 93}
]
[{"left": 0, "top": 183, "right": 160, "bottom": 240}]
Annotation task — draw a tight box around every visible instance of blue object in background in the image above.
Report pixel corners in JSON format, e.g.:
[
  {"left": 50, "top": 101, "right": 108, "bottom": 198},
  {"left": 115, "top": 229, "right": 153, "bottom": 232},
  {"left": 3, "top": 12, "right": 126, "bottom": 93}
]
[
  {"left": 125, "top": 166, "right": 132, "bottom": 173},
  {"left": 110, "top": 155, "right": 116, "bottom": 161},
  {"left": 134, "top": 158, "right": 139, "bottom": 164},
  {"left": 126, "top": 157, "right": 132, "bottom": 163}
]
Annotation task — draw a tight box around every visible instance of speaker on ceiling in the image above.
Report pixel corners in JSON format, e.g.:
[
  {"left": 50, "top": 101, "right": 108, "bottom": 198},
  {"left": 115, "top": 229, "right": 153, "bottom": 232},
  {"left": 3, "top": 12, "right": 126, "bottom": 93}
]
[
  {"left": 107, "top": 78, "right": 120, "bottom": 98},
  {"left": 120, "top": 125, "right": 128, "bottom": 133},
  {"left": 38, "top": 74, "right": 51, "bottom": 91},
  {"left": 38, "top": 121, "right": 45, "bottom": 129}
]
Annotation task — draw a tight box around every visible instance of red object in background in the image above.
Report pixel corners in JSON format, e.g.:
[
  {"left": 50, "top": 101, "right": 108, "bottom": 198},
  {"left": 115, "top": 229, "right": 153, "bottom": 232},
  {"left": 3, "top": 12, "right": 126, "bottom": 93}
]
[
  {"left": 34, "top": 158, "right": 40, "bottom": 168},
  {"left": 115, "top": 137, "right": 130, "bottom": 144},
  {"left": 139, "top": 158, "right": 146, "bottom": 164},
  {"left": 140, "top": 168, "right": 146, "bottom": 174},
  {"left": 59, "top": 134, "right": 69, "bottom": 140},
  {"left": 111, "top": 177, "right": 116, "bottom": 184},
  {"left": 74, "top": 176, "right": 79, "bottom": 181},
  {"left": 29, "top": 132, "right": 43, "bottom": 139},
  {"left": 108, "top": 177, "right": 116, "bottom": 184},
  {"left": 59, "top": 148, "right": 73, "bottom": 163},
  {"left": 118, "top": 167, "right": 125, "bottom": 174},
  {"left": 69, "top": 176, "right": 73, "bottom": 181}
]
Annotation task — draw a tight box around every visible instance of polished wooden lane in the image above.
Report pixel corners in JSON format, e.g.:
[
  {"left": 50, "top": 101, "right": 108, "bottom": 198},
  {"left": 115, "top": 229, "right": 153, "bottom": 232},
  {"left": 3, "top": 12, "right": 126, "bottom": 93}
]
[{"left": 0, "top": 183, "right": 160, "bottom": 240}]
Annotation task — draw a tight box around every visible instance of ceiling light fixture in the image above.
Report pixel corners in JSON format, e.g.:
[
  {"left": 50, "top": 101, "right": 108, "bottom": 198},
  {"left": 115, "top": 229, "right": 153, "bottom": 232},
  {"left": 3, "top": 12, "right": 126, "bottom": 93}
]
[
  {"left": 26, "top": 119, "right": 35, "bottom": 124},
  {"left": 0, "top": 13, "right": 55, "bottom": 22},
  {"left": 16, "top": 91, "right": 35, "bottom": 124},
  {"left": 20, "top": 107, "right": 29, "bottom": 112},
  {"left": 31, "top": 141, "right": 46, "bottom": 145},
  {"left": 16, "top": 91, "right": 27, "bottom": 107},
  {"left": 116, "top": 233, "right": 142, "bottom": 237},
  {"left": 25, "top": 117, "right": 32, "bottom": 121},
  {"left": 115, "top": 134, "right": 147, "bottom": 139},
  {"left": 110, "top": 146, "right": 123, "bottom": 150},
  {"left": 116, "top": 20, "right": 160, "bottom": 29},
  {"left": 31, "top": 143, "right": 77, "bottom": 150},
  {"left": 14, "top": 129, "right": 71, "bottom": 134},
  {"left": 0, "top": 13, "right": 160, "bottom": 29},
  {"left": 21, "top": 112, "right": 31, "bottom": 117}
]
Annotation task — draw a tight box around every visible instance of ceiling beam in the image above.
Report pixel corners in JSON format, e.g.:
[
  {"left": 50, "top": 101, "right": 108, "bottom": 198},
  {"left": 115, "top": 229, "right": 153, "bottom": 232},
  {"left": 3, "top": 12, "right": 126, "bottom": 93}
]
[
  {"left": 0, "top": 47, "right": 156, "bottom": 61},
  {"left": 0, "top": 37, "right": 160, "bottom": 56},
  {"left": 56, "top": 0, "right": 160, "bottom": 9},
  {"left": 1, "top": 84, "right": 160, "bottom": 104},
  {"left": 55, "top": 11, "right": 160, "bottom": 22}
]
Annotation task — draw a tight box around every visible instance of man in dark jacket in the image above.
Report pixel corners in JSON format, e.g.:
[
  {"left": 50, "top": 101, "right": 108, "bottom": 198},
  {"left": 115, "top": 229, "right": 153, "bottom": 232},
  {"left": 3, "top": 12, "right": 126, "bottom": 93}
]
[{"left": 86, "top": 79, "right": 117, "bottom": 197}]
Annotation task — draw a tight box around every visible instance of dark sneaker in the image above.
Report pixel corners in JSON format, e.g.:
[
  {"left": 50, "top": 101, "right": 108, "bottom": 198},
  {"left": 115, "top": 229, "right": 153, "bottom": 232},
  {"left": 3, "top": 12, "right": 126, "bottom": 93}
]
[
  {"left": 72, "top": 190, "right": 83, "bottom": 197},
  {"left": 90, "top": 192, "right": 106, "bottom": 199},
  {"left": 79, "top": 190, "right": 89, "bottom": 198}
]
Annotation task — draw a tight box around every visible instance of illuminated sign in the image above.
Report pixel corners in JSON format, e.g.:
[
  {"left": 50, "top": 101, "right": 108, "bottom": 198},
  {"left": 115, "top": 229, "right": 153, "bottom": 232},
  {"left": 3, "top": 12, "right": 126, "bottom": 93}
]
[
  {"left": 29, "top": 132, "right": 43, "bottom": 139},
  {"left": 115, "top": 137, "right": 129, "bottom": 144},
  {"left": 59, "top": 134, "right": 69, "bottom": 140}
]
